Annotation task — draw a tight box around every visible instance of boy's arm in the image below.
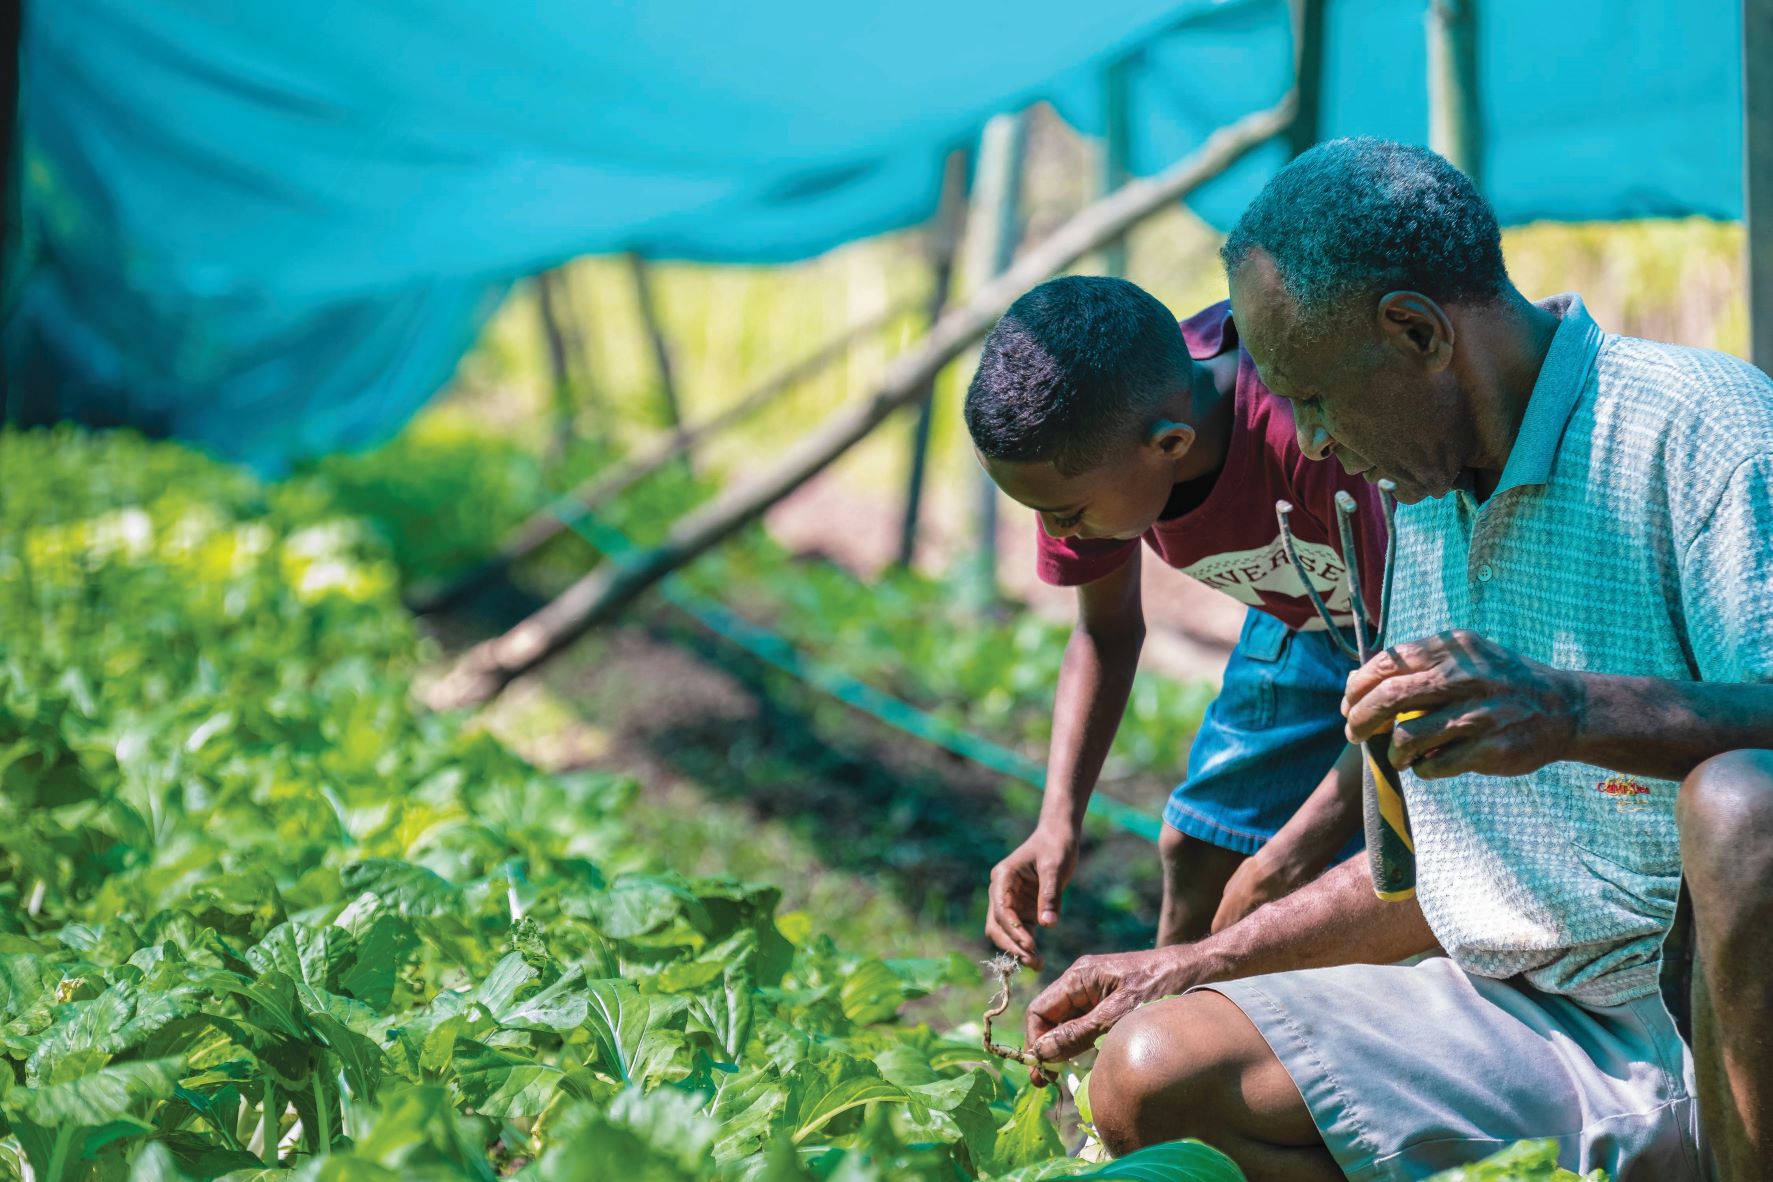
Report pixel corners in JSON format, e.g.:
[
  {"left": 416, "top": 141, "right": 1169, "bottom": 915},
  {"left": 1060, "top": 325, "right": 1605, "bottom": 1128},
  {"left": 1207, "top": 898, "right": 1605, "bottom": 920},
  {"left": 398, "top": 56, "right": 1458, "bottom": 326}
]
[
  {"left": 1210, "top": 742, "right": 1362, "bottom": 932},
  {"left": 986, "top": 549, "right": 1145, "bottom": 968}
]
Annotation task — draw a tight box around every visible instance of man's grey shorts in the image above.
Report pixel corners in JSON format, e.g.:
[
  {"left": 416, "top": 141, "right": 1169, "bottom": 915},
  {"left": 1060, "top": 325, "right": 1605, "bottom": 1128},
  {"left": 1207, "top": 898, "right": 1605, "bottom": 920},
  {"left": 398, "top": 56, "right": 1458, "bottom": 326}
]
[{"left": 1199, "top": 956, "right": 1709, "bottom": 1181}]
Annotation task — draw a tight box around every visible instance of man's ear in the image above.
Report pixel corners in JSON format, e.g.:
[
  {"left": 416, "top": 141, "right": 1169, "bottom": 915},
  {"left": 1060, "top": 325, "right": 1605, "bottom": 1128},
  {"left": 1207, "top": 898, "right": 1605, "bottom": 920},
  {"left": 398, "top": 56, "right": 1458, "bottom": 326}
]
[
  {"left": 1148, "top": 418, "right": 1197, "bottom": 460},
  {"left": 1376, "top": 291, "right": 1455, "bottom": 371}
]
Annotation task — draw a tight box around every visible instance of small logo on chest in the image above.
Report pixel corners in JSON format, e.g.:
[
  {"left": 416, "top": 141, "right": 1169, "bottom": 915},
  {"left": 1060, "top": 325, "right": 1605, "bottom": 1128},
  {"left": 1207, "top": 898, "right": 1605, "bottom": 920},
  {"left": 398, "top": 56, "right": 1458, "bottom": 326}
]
[{"left": 1597, "top": 775, "right": 1652, "bottom": 812}]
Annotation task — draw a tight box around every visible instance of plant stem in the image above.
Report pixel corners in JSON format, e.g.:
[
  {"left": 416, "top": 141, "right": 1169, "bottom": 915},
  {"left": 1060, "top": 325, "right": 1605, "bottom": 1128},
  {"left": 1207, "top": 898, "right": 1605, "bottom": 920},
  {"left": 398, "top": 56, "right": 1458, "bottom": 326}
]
[
  {"left": 260, "top": 1076, "right": 279, "bottom": 1167},
  {"left": 312, "top": 1072, "right": 332, "bottom": 1155},
  {"left": 45, "top": 1125, "right": 74, "bottom": 1182}
]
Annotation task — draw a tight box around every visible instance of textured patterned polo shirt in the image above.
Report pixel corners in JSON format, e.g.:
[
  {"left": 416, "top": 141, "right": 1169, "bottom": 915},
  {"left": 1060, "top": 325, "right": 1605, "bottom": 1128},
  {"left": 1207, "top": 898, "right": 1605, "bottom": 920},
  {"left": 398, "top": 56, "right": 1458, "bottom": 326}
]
[{"left": 1387, "top": 293, "right": 1773, "bottom": 1006}]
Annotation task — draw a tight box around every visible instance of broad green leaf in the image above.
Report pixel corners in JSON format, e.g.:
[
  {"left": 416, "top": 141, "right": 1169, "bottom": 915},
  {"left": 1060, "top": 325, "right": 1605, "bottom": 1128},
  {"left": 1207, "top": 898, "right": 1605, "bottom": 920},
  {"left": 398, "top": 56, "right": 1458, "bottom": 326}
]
[
  {"left": 532, "top": 1105, "right": 703, "bottom": 1182},
  {"left": 469, "top": 952, "right": 536, "bottom": 1018},
  {"left": 1425, "top": 1139, "right": 1607, "bottom": 1181},
  {"left": 299, "top": 989, "right": 387, "bottom": 1102},
  {"left": 584, "top": 875, "right": 709, "bottom": 940},
  {"left": 0, "top": 953, "right": 62, "bottom": 1031},
  {"left": 341, "top": 1083, "right": 499, "bottom": 1180},
  {"left": 709, "top": 1069, "right": 788, "bottom": 1162},
  {"left": 882, "top": 953, "right": 977, "bottom": 994},
  {"left": 27, "top": 978, "right": 203, "bottom": 1082},
  {"left": 128, "top": 1141, "right": 198, "bottom": 1182},
  {"left": 898, "top": 1069, "right": 997, "bottom": 1167},
  {"left": 790, "top": 1074, "right": 908, "bottom": 1144},
  {"left": 340, "top": 860, "right": 461, "bottom": 919},
  {"left": 499, "top": 965, "right": 590, "bottom": 1031},
  {"left": 989, "top": 1081, "right": 1065, "bottom": 1173},
  {"left": 608, "top": 1086, "right": 720, "bottom": 1165},
  {"left": 685, "top": 959, "right": 754, "bottom": 1062},
  {"left": 2, "top": 1056, "right": 183, "bottom": 1126},
  {"left": 246, "top": 922, "right": 346, "bottom": 991},
  {"left": 448, "top": 1038, "right": 565, "bottom": 1117},
  {"left": 1068, "top": 1138, "right": 1248, "bottom": 1181},
  {"left": 839, "top": 959, "right": 906, "bottom": 1025},
  {"left": 777, "top": 1057, "right": 910, "bottom": 1146},
  {"left": 151, "top": 1130, "right": 264, "bottom": 1179},
  {"left": 334, "top": 913, "right": 418, "bottom": 1009},
  {"left": 584, "top": 979, "right": 690, "bottom": 1088}
]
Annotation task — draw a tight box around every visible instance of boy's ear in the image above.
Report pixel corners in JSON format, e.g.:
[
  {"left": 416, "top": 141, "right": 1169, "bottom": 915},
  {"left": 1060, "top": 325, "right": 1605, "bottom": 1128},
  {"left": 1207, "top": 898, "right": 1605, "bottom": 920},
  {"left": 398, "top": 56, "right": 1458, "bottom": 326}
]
[{"left": 1148, "top": 419, "right": 1196, "bottom": 460}]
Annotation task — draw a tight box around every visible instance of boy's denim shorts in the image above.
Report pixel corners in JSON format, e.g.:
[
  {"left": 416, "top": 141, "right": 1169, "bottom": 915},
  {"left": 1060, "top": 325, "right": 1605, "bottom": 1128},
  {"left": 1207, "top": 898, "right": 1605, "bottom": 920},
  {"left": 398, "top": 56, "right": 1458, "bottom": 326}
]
[{"left": 1163, "top": 607, "right": 1361, "bottom": 857}]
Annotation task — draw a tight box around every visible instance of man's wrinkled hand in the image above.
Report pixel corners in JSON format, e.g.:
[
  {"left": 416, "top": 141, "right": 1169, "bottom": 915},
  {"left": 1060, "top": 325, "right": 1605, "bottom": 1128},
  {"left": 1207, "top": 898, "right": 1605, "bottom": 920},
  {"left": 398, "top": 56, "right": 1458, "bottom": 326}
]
[
  {"left": 1343, "top": 629, "right": 1586, "bottom": 779},
  {"left": 985, "top": 826, "right": 1078, "bottom": 970},
  {"left": 1021, "top": 947, "right": 1186, "bottom": 1086}
]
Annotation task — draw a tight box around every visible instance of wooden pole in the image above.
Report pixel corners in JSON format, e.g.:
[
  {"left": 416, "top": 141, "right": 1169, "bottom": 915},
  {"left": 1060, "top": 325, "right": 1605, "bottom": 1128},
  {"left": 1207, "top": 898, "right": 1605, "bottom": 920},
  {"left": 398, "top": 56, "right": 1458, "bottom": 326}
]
[
  {"left": 0, "top": 0, "right": 21, "bottom": 423},
  {"left": 1749, "top": 0, "right": 1773, "bottom": 372},
  {"left": 1427, "top": 0, "right": 1482, "bottom": 188},
  {"left": 1099, "top": 57, "right": 1133, "bottom": 277},
  {"left": 427, "top": 96, "right": 1296, "bottom": 709},
  {"left": 627, "top": 251, "right": 689, "bottom": 462},
  {"left": 1286, "top": 0, "right": 1326, "bottom": 160},
  {"left": 896, "top": 148, "right": 970, "bottom": 568},
  {"left": 407, "top": 297, "right": 919, "bottom": 615},
  {"left": 536, "top": 270, "right": 578, "bottom": 463},
  {"left": 967, "top": 111, "right": 1028, "bottom": 602}
]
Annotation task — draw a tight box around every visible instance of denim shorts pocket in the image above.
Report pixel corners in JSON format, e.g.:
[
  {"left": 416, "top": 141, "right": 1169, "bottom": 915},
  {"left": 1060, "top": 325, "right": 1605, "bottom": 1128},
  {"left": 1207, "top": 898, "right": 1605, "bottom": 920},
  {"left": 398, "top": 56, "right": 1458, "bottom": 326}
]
[{"left": 1214, "top": 609, "right": 1287, "bottom": 732}]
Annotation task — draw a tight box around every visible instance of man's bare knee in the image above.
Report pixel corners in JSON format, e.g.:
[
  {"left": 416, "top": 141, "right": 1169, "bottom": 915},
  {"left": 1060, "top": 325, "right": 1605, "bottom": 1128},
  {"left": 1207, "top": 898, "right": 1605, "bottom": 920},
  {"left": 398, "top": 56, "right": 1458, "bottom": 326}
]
[
  {"left": 1679, "top": 750, "right": 1773, "bottom": 888},
  {"left": 1090, "top": 993, "right": 1255, "bottom": 1156}
]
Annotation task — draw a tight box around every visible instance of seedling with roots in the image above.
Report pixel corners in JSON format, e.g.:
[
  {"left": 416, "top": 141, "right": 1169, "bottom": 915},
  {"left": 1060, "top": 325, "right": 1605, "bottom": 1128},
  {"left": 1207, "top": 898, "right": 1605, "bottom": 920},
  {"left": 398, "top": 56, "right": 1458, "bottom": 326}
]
[{"left": 981, "top": 952, "right": 1046, "bottom": 1069}]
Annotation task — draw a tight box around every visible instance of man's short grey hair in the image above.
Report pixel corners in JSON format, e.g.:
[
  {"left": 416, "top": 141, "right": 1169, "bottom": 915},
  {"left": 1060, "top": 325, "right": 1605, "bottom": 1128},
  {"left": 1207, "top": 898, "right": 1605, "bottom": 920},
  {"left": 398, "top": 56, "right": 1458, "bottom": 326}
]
[{"left": 1220, "top": 138, "right": 1512, "bottom": 338}]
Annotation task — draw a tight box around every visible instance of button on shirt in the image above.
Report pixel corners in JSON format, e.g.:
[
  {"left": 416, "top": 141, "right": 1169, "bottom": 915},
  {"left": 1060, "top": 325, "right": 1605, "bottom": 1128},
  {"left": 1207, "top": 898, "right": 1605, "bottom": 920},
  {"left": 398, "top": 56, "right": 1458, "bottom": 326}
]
[{"left": 1386, "top": 294, "right": 1773, "bottom": 1006}]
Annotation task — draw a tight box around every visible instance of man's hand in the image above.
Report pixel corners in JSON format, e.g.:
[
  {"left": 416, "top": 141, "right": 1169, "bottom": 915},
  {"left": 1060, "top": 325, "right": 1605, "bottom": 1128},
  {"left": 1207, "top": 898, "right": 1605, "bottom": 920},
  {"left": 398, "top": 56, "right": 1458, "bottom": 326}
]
[
  {"left": 1343, "top": 629, "right": 1586, "bottom": 779},
  {"left": 1022, "top": 947, "right": 1192, "bottom": 1085},
  {"left": 985, "top": 826, "right": 1078, "bottom": 969}
]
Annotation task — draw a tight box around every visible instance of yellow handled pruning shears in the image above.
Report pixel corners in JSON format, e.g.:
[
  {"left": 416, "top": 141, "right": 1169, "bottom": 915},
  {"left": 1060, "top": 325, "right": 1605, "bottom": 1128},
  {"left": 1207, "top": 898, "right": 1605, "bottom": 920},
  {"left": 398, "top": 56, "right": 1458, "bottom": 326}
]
[{"left": 1277, "top": 485, "right": 1418, "bottom": 902}]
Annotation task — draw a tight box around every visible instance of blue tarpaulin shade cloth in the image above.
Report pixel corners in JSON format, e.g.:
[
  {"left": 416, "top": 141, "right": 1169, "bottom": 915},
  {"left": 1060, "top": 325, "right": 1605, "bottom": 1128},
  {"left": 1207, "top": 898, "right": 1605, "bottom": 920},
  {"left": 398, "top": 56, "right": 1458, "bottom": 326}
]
[{"left": 5, "top": 0, "right": 1744, "bottom": 472}]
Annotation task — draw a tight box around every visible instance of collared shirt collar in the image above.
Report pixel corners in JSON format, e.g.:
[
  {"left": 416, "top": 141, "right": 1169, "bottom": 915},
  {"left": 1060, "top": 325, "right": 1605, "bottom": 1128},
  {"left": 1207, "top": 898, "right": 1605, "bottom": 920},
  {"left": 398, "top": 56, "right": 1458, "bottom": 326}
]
[{"left": 1493, "top": 293, "right": 1605, "bottom": 496}]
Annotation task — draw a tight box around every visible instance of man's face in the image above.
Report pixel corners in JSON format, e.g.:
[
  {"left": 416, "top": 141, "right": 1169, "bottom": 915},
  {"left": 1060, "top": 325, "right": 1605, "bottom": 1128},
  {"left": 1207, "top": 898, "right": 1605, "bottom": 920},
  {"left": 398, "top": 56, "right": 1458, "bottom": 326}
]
[
  {"left": 982, "top": 436, "right": 1180, "bottom": 544},
  {"left": 1228, "top": 249, "right": 1470, "bottom": 504}
]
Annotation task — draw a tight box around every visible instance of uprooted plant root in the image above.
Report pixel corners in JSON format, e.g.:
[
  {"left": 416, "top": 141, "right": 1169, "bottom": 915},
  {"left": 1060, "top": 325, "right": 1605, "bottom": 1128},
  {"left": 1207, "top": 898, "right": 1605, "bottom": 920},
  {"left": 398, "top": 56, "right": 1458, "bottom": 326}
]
[{"left": 981, "top": 952, "right": 1046, "bottom": 1069}]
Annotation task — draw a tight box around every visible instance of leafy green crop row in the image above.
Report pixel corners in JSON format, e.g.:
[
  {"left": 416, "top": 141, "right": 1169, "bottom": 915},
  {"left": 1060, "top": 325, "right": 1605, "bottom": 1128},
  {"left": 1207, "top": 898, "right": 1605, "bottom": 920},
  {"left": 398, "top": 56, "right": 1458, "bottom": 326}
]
[
  {"left": 0, "top": 426, "right": 1601, "bottom": 1181},
  {"left": 0, "top": 428, "right": 1246, "bottom": 1181}
]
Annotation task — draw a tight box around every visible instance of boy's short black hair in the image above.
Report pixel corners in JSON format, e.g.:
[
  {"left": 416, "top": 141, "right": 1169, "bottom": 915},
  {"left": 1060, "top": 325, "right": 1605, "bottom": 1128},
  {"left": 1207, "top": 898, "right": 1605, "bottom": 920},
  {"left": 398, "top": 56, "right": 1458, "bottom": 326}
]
[{"left": 965, "top": 275, "right": 1192, "bottom": 475}]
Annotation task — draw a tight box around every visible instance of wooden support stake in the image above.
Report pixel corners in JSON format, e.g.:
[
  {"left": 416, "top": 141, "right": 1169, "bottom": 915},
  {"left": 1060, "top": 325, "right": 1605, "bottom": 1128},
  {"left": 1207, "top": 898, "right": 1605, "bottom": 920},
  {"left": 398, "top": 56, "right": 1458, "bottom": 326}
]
[
  {"left": 428, "top": 96, "right": 1297, "bottom": 709},
  {"left": 1427, "top": 0, "right": 1482, "bottom": 188},
  {"left": 897, "top": 147, "right": 970, "bottom": 568},
  {"left": 1286, "top": 0, "right": 1327, "bottom": 160},
  {"left": 1749, "top": 0, "right": 1773, "bottom": 371},
  {"left": 1099, "top": 57, "right": 1133, "bottom": 277},
  {"left": 968, "top": 111, "right": 1028, "bottom": 602},
  {"left": 536, "top": 270, "right": 578, "bottom": 463},
  {"left": 627, "top": 251, "right": 689, "bottom": 464},
  {"left": 0, "top": 0, "right": 22, "bottom": 423}
]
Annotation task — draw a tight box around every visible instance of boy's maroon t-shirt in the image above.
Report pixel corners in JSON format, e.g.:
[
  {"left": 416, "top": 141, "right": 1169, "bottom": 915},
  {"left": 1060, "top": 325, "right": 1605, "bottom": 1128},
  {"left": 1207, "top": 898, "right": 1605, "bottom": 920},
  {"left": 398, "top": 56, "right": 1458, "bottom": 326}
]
[{"left": 1034, "top": 300, "right": 1387, "bottom": 634}]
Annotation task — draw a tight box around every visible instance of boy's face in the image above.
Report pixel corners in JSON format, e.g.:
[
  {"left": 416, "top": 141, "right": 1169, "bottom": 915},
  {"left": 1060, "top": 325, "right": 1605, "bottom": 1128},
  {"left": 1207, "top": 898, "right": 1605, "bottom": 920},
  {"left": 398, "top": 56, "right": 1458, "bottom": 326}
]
[{"left": 981, "top": 425, "right": 1191, "bottom": 544}]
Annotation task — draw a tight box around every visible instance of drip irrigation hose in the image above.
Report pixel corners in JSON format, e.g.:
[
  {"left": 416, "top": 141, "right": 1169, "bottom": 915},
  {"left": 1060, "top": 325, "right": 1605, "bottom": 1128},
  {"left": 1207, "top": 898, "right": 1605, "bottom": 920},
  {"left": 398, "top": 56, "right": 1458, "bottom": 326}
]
[{"left": 548, "top": 505, "right": 1165, "bottom": 844}]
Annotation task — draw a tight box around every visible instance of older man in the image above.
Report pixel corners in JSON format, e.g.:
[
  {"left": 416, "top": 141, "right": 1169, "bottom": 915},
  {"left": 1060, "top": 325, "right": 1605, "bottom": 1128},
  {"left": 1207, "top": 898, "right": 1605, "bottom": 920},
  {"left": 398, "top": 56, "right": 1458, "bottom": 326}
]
[{"left": 1020, "top": 139, "right": 1773, "bottom": 1181}]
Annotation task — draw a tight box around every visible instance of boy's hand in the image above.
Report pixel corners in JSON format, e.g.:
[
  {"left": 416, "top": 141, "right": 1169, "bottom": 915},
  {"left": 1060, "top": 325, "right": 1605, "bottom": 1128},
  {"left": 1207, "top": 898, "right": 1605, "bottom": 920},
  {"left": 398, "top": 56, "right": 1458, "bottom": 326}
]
[
  {"left": 1210, "top": 848, "right": 1297, "bottom": 932},
  {"left": 986, "top": 825, "right": 1078, "bottom": 969}
]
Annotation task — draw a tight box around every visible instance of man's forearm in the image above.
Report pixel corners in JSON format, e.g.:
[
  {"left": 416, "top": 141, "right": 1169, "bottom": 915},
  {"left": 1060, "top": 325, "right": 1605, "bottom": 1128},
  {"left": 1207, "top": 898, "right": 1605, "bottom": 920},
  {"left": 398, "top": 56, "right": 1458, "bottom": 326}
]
[
  {"left": 1573, "top": 676, "right": 1773, "bottom": 782},
  {"left": 1039, "top": 626, "right": 1143, "bottom": 830},
  {"left": 1173, "top": 858, "right": 1438, "bottom": 987}
]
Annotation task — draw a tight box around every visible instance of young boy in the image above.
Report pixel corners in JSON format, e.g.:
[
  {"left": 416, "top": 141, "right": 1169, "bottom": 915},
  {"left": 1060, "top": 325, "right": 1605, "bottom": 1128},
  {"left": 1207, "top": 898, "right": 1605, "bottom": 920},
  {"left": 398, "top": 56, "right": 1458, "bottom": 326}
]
[{"left": 965, "top": 275, "right": 1387, "bottom": 966}]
